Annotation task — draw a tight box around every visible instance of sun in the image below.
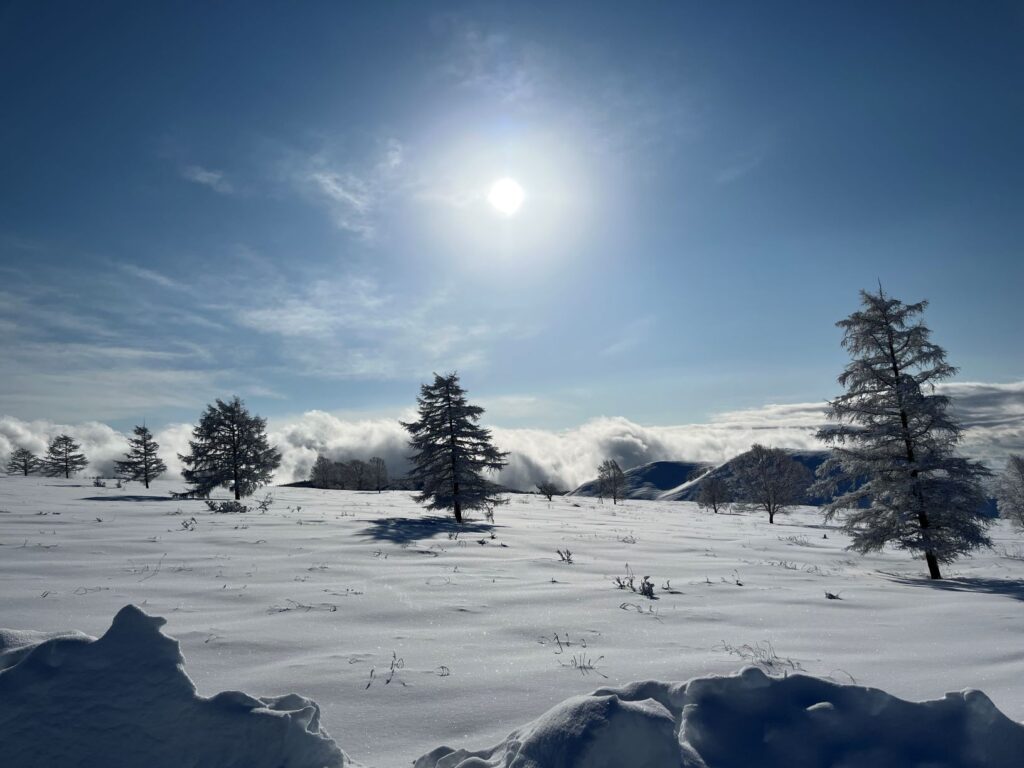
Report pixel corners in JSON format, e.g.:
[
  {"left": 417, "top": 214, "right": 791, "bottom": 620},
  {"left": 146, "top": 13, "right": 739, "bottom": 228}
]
[{"left": 487, "top": 177, "right": 525, "bottom": 216}]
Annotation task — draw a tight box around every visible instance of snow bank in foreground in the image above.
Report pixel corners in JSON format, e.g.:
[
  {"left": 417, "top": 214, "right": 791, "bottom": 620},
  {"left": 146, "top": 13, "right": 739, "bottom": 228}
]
[
  {"left": 415, "top": 667, "right": 1024, "bottom": 768},
  {"left": 0, "top": 605, "right": 349, "bottom": 768},
  {"left": 4, "top": 606, "right": 1023, "bottom": 768}
]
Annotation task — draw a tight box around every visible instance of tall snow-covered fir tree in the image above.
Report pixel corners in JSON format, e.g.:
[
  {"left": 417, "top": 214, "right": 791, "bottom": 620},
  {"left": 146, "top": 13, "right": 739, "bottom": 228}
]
[
  {"left": 402, "top": 372, "right": 508, "bottom": 523},
  {"left": 40, "top": 434, "right": 89, "bottom": 478},
  {"left": 6, "top": 447, "right": 38, "bottom": 476},
  {"left": 814, "top": 287, "right": 991, "bottom": 579},
  {"left": 115, "top": 424, "right": 168, "bottom": 488},
  {"left": 178, "top": 396, "right": 282, "bottom": 500}
]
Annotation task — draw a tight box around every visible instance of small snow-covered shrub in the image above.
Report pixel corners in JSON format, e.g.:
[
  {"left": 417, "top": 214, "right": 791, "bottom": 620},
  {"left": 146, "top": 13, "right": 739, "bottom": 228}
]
[{"left": 204, "top": 500, "right": 250, "bottom": 514}]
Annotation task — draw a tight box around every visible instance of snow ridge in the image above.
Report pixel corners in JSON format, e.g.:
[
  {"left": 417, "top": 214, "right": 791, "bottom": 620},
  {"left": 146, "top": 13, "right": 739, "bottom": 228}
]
[
  {"left": 0, "top": 605, "right": 350, "bottom": 768},
  {"left": 416, "top": 666, "right": 1024, "bottom": 768}
]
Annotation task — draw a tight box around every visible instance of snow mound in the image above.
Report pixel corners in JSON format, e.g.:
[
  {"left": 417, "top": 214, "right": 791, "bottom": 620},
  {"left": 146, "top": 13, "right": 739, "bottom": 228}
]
[
  {"left": 0, "top": 605, "right": 350, "bottom": 768},
  {"left": 415, "top": 666, "right": 1024, "bottom": 768}
]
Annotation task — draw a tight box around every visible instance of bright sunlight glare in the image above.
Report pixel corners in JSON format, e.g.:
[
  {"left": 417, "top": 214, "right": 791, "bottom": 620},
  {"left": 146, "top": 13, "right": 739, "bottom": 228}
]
[{"left": 487, "top": 177, "right": 525, "bottom": 216}]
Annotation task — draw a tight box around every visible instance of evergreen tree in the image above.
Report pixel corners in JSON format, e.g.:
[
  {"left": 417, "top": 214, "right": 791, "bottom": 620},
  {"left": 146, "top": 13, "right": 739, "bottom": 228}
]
[
  {"left": 995, "top": 454, "right": 1024, "bottom": 530},
  {"left": 369, "top": 456, "right": 388, "bottom": 493},
  {"left": 402, "top": 372, "right": 508, "bottom": 523},
  {"left": 6, "top": 447, "right": 39, "bottom": 476},
  {"left": 40, "top": 434, "right": 89, "bottom": 478},
  {"left": 178, "top": 396, "right": 282, "bottom": 500},
  {"left": 597, "top": 459, "right": 626, "bottom": 504},
  {"left": 114, "top": 425, "right": 168, "bottom": 488},
  {"left": 814, "top": 287, "right": 991, "bottom": 579},
  {"left": 731, "top": 444, "right": 810, "bottom": 523}
]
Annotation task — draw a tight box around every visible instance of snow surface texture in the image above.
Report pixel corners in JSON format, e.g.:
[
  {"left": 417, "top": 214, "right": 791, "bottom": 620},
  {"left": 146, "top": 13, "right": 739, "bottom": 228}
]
[
  {"left": 416, "top": 668, "right": 1024, "bottom": 768},
  {"left": 3, "top": 478, "right": 1024, "bottom": 765},
  {"left": 0, "top": 604, "right": 350, "bottom": 768},
  {"left": 4, "top": 605, "right": 1022, "bottom": 768}
]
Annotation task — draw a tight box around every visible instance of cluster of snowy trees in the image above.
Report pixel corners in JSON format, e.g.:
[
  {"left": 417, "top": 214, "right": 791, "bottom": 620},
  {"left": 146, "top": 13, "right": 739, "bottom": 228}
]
[
  {"left": 590, "top": 287, "right": 1020, "bottom": 581},
  {"left": 3, "top": 285, "right": 1022, "bottom": 582},
  {"left": 308, "top": 455, "right": 388, "bottom": 492}
]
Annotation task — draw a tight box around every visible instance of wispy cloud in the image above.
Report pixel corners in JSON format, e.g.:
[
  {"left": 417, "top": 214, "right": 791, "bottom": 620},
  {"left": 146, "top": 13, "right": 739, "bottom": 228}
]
[
  {"left": 715, "top": 153, "right": 763, "bottom": 185},
  {"left": 295, "top": 139, "right": 405, "bottom": 239},
  {"left": 601, "top": 315, "right": 656, "bottom": 357},
  {"left": 116, "top": 262, "right": 185, "bottom": 290},
  {"left": 180, "top": 164, "right": 234, "bottom": 194},
  {"left": 234, "top": 275, "right": 513, "bottom": 379}
]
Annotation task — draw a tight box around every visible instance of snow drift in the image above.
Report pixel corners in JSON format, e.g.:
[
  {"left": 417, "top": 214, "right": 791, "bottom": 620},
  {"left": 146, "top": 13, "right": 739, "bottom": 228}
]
[
  {"left": 415, "top": 667, "right": 1024, "bottom": 768},
  {"left": 3, "top": 606, "right": 1023, "bottom": 768},
  {"left": 0, "top": 605, "right": 350, "bottom": 768}
]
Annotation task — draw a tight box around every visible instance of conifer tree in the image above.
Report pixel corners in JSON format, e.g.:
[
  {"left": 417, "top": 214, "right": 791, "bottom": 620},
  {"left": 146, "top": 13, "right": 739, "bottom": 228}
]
[
  {"left": 402, "top": 372, "right": 508, "bottom": 523},
  {"left": 41, "top": 434, "right": 89, "bottom": 478},
  {"left": 6, "top": 447, "right": 39, "bottom": 476},
  {"left": 114, "top": 425, "right": 168, "bottom": 488},
  {"left": 814, "top": 287, "right": 991, "bottom": 579},
  {"left": 179, "top": 396, "right": 282, "bottom": 500},
  {"left": 597, "top": 459, "right": 626, "bottom": 504}
]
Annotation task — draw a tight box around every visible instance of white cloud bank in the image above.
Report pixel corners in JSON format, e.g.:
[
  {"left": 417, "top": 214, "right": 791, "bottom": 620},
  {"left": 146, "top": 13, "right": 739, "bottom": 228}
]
[{"left": 2, "top": 381, "right": 1021, "bottom": 491}]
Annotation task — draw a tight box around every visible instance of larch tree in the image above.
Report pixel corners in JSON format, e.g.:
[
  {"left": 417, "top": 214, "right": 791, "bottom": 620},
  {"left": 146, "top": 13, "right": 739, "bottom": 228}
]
[
  {"left": 597, "top": 459, "right": 626, "bottom": 505},
  {"left": 369, "top": 456, "right": 388, "bottom": 493},
  {"left": 995, "top": 454, "right": 1024, "bottom": 530},
  {"left": 402, "top": 372, "right": 508, "bottom": 523},
  {"left": 814, "top": 287, "right": 991, "bottom": 579},
  {"left": 114, "top": 425, "right": 168, "bottom": 488},
  {"left": 178, "top": 396, "right": 282, "bottom": 500},
  {"left": 6, "top": 447, "right": 39, "bottom": 476},
  {"left": 40, "top": 435, "right": 89, "bottom": 479},
  {"left": 730, "top": 444, "right": 810, "bottom": 523}
]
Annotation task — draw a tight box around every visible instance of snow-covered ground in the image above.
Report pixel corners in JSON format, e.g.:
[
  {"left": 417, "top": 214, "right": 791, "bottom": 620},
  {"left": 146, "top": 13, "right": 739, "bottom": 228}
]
[{"left": 2, "top": 476, "right": 1023, "bottom": 766}]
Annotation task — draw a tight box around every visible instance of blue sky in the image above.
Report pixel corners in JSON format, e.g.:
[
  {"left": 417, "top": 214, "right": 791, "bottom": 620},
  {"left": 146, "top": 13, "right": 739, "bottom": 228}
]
[{"left": 2, "top": 1, "right": 1022, "bottom": 435}]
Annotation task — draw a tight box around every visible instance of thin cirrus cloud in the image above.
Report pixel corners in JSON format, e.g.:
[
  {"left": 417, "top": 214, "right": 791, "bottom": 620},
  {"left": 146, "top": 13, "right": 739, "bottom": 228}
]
[
  {"left": 179, "top": 164, "right": 234, "bottom": 195},
  {"left": 295, "top": 139, "right": 405, "bottom": 240},
  {"left": 4, "top": 380, "right": 1020, "bottom": 490}
]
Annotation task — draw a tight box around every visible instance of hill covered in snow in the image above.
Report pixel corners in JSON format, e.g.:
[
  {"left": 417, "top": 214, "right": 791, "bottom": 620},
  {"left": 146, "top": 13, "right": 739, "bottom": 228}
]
[{"left": 568, "top": 451, "right": 832, "bottom": 504}]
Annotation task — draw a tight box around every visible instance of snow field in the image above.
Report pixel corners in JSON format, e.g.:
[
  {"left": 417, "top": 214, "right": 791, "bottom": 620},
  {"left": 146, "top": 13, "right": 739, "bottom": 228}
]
[{"left": 1, "top": 476, "right": 1022, "bottom": 766}]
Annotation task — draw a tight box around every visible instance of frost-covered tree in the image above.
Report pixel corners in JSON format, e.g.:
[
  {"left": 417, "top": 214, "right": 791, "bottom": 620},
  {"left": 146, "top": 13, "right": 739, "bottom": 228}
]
[
  {"left": 697, "top": 475, "right": 731, "bottom": 514},
  {"left": 309, "top": 455, "right": 335, "bottom": 488},
  {"left": 40, "top": 435, "right": 89, "bottom": 478},
  {"left": 731, "top": 445, "right": 810, "bottom": 524},
  {"left": 402, "top": 372, "right": 508, "bottom": 523},
  {"left": 179, "top": 396, "right": 282, "bottom": 500},
  {"left": 6, "top": 447, "right": 38, "bottom": 476},
  {"left": 114, "top": 425, "right": 167, "bottom": 488},
  {"left": 369, "top": 456, "right": 388, "bottom": 493},
  {"left": 347, "top": 459, "right": 369, "bottom": 490},
  {"left": 597, "top": 459, "right": 626, "bottom": 505},
  {"left": 995, "top": 454, "right": 1024, "bottom": 530},
  {"left": 814, "top": 288, "right": 991, "bottom": 579}
]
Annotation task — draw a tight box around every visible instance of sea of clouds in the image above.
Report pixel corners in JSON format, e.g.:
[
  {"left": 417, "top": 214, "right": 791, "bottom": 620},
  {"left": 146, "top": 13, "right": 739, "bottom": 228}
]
[{"left": 1, "top": 381, "right": 1021, "bottom": 491}]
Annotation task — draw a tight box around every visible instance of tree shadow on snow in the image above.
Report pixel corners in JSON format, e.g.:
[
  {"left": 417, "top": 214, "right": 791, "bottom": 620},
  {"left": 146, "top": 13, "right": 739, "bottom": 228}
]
[
  {"left": 882, "top": 573, "right": 1024, "bottom": 602},
  {"left": 357, "top": 516, "right": 494, "bottom": 544},
  {"left": 79, "top": 495, "right": 177, "bottom": 503}
]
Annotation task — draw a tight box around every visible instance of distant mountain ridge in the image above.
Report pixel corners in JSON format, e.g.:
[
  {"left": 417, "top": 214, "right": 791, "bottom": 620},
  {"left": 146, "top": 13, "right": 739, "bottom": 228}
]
[
  {"left": 568, "top": 460, "right": 711, "bottom": 500},
  {"left": 568, "top": 451, "right": 833, "bottom": 504}
]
